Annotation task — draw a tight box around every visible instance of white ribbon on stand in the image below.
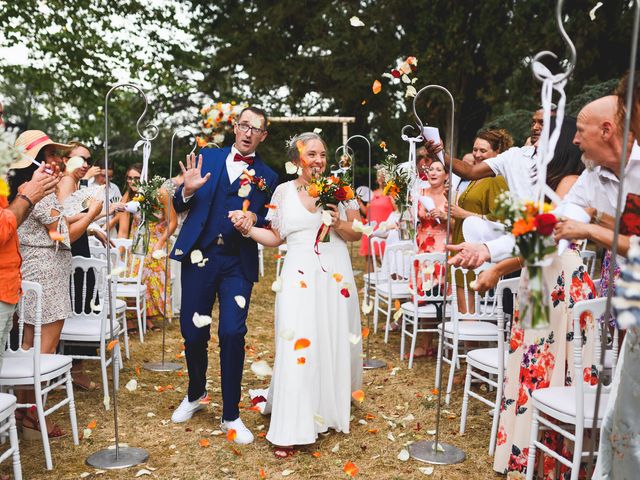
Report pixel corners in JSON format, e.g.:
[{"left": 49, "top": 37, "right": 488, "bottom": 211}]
[
  {"left": 401, "top": 132, "right": 425, "bottom": 232},
  {"left": 133, "top": 138, "right": 152, "bottom": 182}
]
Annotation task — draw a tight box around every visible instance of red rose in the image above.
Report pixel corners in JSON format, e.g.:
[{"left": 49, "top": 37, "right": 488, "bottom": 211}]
[
  {"left": 334, "top": 187, "right": 348, "bottom": 202},
  {"left": 534, "top": 213, "right": 557, "bottom": 236}
]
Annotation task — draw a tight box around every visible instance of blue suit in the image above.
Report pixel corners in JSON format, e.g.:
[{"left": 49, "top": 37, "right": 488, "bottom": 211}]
[{"left": 171, "top": 147, "right": 278, "bottom": 421}]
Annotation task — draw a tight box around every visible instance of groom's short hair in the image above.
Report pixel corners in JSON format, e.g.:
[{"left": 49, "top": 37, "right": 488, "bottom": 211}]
[{"left": 239, "top": 106, "right": 268, "bottom": 130}]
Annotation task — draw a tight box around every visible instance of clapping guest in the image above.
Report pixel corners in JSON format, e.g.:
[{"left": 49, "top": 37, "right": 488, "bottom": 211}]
[{"left": 10, "top": 130, "right": 104, "bottom": 438}]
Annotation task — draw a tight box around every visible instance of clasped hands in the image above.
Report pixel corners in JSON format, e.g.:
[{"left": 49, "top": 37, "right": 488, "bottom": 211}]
[{"left": 228, "top": 210, "right": 257, "bottom": 236}]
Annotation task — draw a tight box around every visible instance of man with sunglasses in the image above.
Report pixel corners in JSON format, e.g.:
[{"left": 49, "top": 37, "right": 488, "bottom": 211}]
[{"left": 169, "top": 107, "right": 278, "bottom": 445}]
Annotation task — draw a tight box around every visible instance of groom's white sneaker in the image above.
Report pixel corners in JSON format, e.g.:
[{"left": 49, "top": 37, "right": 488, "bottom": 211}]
[
  {"left": 221, "top": 417, "right": 254, "bottom": 445},
  {"left": 171, "top": 394, "right": 206, "bottom": 423}
]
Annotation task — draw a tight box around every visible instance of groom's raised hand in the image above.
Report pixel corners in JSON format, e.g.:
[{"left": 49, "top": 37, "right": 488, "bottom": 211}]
[{"left": 180, "top": 153, "right": 211, "bottom": 198}]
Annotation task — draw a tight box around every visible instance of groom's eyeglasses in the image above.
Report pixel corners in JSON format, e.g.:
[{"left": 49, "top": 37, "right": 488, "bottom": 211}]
[{"left": 236, "top": 123, "right": 265, "bottom": 135}]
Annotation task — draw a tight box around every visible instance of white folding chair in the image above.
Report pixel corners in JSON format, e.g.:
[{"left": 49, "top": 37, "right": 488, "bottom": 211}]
[
  {"left": 60, "top": 257, "right": 122, "bottom": 402},
  {"left": 581, "top": 249, "right": 598, "bottom": 279},
  {"left": 436, "top": 263, "right": 500, "bottom": 405},
  {"left": 0, "top": 281, "right": 79, "bottom": 470},
  {"left": 0, "top": 393, "right": 22, "bottom": 480},
  {"left": 459, "top": 277, "right": 519, "bottom": 455},
  {"left": 400, "top": 252, "right": 448, "bottom": 368},
  {"left": 112, "top": 238, "right": 147, "bottom": 342},
  {"left": 526, "top": 297, "right": 612, "bottom": 480},
  {"left": 275, "top": 243, "right": 288, "bottom": 278},
  {"left": 258, "top": 243, "right": 265, "bottom": 277},
  {"left": 374, "top": 242, "right": 416, "bottom": 343},
  {"left": 90, "top": 245, "right": 130, "bottom": 359},
  {"left": 363, "top": 236, "right": 385, "bottom": 307}
]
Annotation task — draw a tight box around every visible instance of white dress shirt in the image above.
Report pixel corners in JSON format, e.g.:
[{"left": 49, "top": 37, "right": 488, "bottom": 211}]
[{"left": 484, "top": 146, "right": 537, "bottom": 200}]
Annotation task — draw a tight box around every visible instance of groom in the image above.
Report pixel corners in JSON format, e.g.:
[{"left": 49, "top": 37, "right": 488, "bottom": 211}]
[{"left": 170, "top": 106, "right": 278, "bottom": 444}]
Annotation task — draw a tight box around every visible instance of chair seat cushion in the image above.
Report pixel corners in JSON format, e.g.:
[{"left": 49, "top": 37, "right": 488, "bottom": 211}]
[
  {"left": 61, "top": 317, "right": 122, "bottom": 340},
  {"left": 532, "top": 387, "right": 610, "bottom": 423},
  {"left": 375, "top": 282, "right": 411, "bottom": 298},
  {"left": 0, "top": 392, "right": 17, "bottom": 416},
  {"left": 401, "top": 301, "right": 451, "bottom": 318},
  {"left": 466, "top": 347, "right": 508, "bottom": 370},
  {"left": 0, "top": 353, "right": 71, "bottom": 381},
  {"left": 116, "top": 283, "right": 146, "bottom": 297},
  {"left": 443, "top": 321, "right": 498, "bottom": 338},
  {"left": 362, "top": 272, "right": 380, "bottom": 285},
  {"left": 116, "top": 299, "right": 127, "bottom": 313}
]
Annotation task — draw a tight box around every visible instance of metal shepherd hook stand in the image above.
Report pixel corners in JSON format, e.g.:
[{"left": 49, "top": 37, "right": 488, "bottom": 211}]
[
  {"left": 408, "top": 85, "right": 465, "bottom": 465},
  {"left": 588, "top": 1, "right": 640, "bottom": 474},
  {"left": 86, "top": 83, "right": 153, "bottom": 469},
  {"left": 143, "top": 128, "right": 197, "bottom": 373},
  {"left": 342, "top": 135, "right": 386, "bottom": 370}
]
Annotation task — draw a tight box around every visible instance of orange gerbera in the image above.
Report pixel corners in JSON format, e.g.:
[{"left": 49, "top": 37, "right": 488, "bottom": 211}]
[
  {"left": 512, "top": 216, "right": 536, "bottom": 237},
  {"left": 307, "top": 184, "right": 320, "bottom": 198},
  {"left": 343, "top": 185, "right": 355, "bottom": 200}
]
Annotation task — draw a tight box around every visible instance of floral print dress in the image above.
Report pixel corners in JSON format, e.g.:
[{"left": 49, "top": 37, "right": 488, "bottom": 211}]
[{"left": 493, "top": 249, "right": 597, "bottom": 479}]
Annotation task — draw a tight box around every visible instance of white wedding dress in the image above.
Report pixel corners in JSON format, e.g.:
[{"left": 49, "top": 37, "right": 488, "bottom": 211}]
[{"left": 252, "top": 181, "right": 363, "bottom": 446}]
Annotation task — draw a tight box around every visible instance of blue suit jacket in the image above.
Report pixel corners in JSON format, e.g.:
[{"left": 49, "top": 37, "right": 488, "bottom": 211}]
[{"left": 170, "top": 147, "right": 278, "bottom": 282}]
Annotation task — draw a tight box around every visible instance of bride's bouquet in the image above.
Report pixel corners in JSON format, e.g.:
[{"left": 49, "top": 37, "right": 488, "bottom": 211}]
[
  {"left": 493, "top": 192, "right": 558, "bottom": 329},
  {"left": 307, "top": 170, "right": 355, "bottom": 244}
]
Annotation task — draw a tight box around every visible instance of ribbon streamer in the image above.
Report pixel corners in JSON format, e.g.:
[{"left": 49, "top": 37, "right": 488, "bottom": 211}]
[
  {"left": 133, "top": 139, "right": 152, "bottom": 182},
  {"left": 401, "top": 129, "right": 425, "bottom": 232}
]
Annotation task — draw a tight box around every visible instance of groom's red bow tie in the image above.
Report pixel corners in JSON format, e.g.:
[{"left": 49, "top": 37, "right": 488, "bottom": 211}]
[{"left": 234, "top": 153, "right": 254, "bottom": 165}]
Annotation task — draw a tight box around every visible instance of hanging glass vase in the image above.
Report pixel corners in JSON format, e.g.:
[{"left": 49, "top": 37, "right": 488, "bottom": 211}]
[{"left": 519, "top": 262, "right": 551, "bottom": 330}]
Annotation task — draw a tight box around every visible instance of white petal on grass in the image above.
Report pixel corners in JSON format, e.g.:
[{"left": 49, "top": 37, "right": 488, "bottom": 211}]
[
  {"left": 192, "top": 312, "right": 213, "bottom": 328},
  {"left": 250, "top": 360, "right": 273, "bottom": 377},
  {"left": 349, "top": 15, "right": 365, "bottom": 27},
  {"left": 331, "top": 442, "right": 340, "bottom": 453},
  {"left": 234, "top": 295, "right": 246, "bottom": 309},
  {"left": 83, "top": 428, "right": 92, "bottom": 439},
  {"left": 190, "top": 249, "right": 204, "bottom": 264},
  {"left": 146, "top": 412, "right": 156, "bottom": 418},
  {"left": 125, "top": 379, "right": 138, "bottom": 392},
  {"left": 419, "top": 466, "right": 434, "bottom": 475},
  {"left": 397, "top": 449, "right": 410, "bottom": 461},
  {"left": 281, "top": 469, "right": 295, "bottom": 477},
  {"left": 426, "top": 429, "right": 436, "bottom": 435},
  {"left": 279, "top": 328, "right": 294, "bottom": 340},
  {"left": 80, "top": 473, "right": 91, "bottom": 479},
  {"left": 135, "top": 469, "right": 152, "bottom": 477},
  {"left": 589, "top": 2, "right": 603, "bottom": 20},
  {"left": 361, "top": 299, "right": 373, "bottom": 315},
  {"left": 387, "top": 432, "right": 396, "bottom": 441},
  {"left": 152, "top": 249, "right": 167, "bottom": 260},
  {"left": 272, "top": 277, "right": 283, "bottom": 292}
]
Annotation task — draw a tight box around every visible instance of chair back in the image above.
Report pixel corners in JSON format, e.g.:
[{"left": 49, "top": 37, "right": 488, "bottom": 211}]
[
  {"left": 450, "top": 263, "right": 498, "bottom": 322},
  {"left": 275, "top": 243, "right": 287, "bottom": 277},
  {"left": 495, "top": 277, "right": 520, "bottom": 376},
  {"left": 369, "top": 237, "right": 385, "bottom": 277},
  {"left": 382, "top": 242, "right": 416, "bottom": 285},
  {"left": 68, "top": 257, "right": 113, "bottom": 340},
  {"left": 410, "top": 252, "right": 447, "bottom": 303},
  {"left": 111, "top": 238, "right": 143, "bottom": 285},
  {"left": 88, "top": 235, "right": 103, "bottom": 248},
  {"left": 8, "top": 281, "right": 44, "bottom": 384},
  {"left": 581, "top": 249, "right": 598, "bottom": 279}
]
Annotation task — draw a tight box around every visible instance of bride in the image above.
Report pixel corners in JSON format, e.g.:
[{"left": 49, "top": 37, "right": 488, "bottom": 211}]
[{"left": 246, "top": 131, "right": 363, "bottom": 457}]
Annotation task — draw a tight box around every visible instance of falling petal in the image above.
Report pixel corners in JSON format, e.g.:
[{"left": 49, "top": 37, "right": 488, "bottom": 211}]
[
  {"left": 391, "top": 69, "right": 401, "bottom": 78},
  {"left": 175, "top": 249, "right": 183, "bottom": 255},
  {"left": 469, "top": 280, "right": 477, "bottom": 291},
  {"left": 397, "top": 449, "right": 410, "bottom": 461},
  {"left": 151, "top": 249, "right": 167, "bottom": 260},
  {"left": 234, "top": 295, "right": 246, "bottom": 309},
  {"left": 352, "top": 390, "right": 365, "bottom": 402},
  {"left": 242, "top": 199, "right": 250, "bottom": 212},
  {"left": 361, "top": 300, "right": 373, "bottom": 315},
  {"left": 332, "top": 273, "right": 343, "bottom": 282},
  {"left": 199, "top": 438, "right": 210, "bottom": 448},
  {"left": 340, "top": 287, "right": 351, "bottom": 298},
  {"left": 313, "top": 128, "right": 322, "bottom": 134},
  {"left": 226, "top": 429, "right": 237, "bottom": 442},
  {"left": 405, "top": 85, "right": 418, "bottom": 98},
  {"left": 251, "top": 360, "right": 273, "bottom": 377},
  {"left": 285, "top": 161, "right": 301, "bottom": 175},
  {"left": 190, "top": 249, "right": 204, "bottom": 264},
  {"left": 192, "top": 312, "right": 213, "bottom": 328},
  {"left": 197, "top": 258, "right": 209, "bottom": 268},
  {"left": 49, "top": 230, "right": 64, "bottom": 242},
  {"left": 401, "top": 74, "right": 411, "bottom": 84},
  {"left": 362, "top": 326, "right": 370, "bottom": 338},
  {"left": 297, "top": 357, "right": 306, "bottom": 365},
  {"left": 265, "top": 204, "right": 277, "bottom": 209},
  {"left": 87, "top": 419, "right": 97, "bottom": 429},
  {"left": 381, "top": 72, "right": 394, "bottom": 80},
  {"left": 349, "top": 15, "right": 365, "bottom": 27},
  {"left": 271, "top": 278, "right": 283, "bottom": 292},
  {"left": 372, "top": 80, "right": 382, "bottom": 94},
  {"left": 238, "top": 184, "right": 252, "bottom": 197},
  {"left": 125, "top": 379, "right": 138, "bottom": 392},
  {"left": 199, "top": 394, "right": 211, "bottom": 405},
  {"left": 279, "top": 328, "right": 294, "bottom": 340},
  {"left": 344, "top": 461, "right": 359, "bottom": 477},
  {"left": 281, "top": 470, "right": 295, "bottom": 477},
  {"left": 299, "top": 280, "right": 307, "bottom": 289},
  {"left": 349, "top": 333, "right": 361, "bottom": 344},
  {"left": 589, "top": 1, "right": 603, "bottom": 20},
  {"left": 107, "top": 339, "right": 119, "bottom": 351},
  {"left": 294, "top": 338, "right": 311, "bottom": 350}
]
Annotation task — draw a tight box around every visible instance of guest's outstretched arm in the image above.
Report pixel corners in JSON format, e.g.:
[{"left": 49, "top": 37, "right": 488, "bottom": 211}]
[{"left": 424, "top": 140, "right": 495, "bottom": 180}]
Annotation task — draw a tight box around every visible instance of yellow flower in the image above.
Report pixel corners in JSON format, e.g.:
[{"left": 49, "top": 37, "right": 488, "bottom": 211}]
[{"left": 0, "top": 178, "right": 9, "bottom": 198}]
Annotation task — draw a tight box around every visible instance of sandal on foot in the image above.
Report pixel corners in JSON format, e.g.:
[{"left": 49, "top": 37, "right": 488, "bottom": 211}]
[
  {"left": 72, "top": 372, "right": 98, "bottom": 391},
  {"left": 274, "top": 447, "right": 296, "bottom": 459},
  {"left": 22, "top": 415, "right": 66, "bottom": 441}
]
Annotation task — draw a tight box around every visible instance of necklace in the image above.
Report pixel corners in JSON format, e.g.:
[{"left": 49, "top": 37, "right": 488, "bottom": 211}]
[{"left": 456, "top": 180, "right": 478, "bottom": 208}]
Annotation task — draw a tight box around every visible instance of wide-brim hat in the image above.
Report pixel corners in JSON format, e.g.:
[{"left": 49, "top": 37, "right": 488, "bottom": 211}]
[{"left": 10, "top": 130, "right": 72, "bottom": 169}]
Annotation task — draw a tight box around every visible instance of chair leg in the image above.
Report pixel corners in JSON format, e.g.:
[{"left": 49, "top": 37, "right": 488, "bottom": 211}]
[
  {"left": 459, "top": 364, "right": 472, "bottom": 434},
  {"left": 34, "top": 390, "right": 53, "bottom": 470},
  {"left": 9, "top": 413, "right": 22, "bottom": 480},
  {"left": 408, "top": 314, "right": 419, "bottom": 370},
  {"left": 525, "top": 408, "right": 540, "bottom": 480},
  {"left": 122, "top": 312, "right": 130, "bottom": 359},
  {"left": 65, "top": 372, "right": 80, "bottom": 445},
  {"left": 400, "top": 313, "right": 407, "bottom": 361},
  {"left": 143, "top": 296, "right": 147, "bottom": 334},
  {"left": 445, "top": 340, "right": 457, "bottom": 405},
  {"left": 136, "top": 295, "right": 144, "bottom": 343},
  {"left": 488, "top": 375, "right": 503, "bottom": 456},
  {"left": 373, "top": 292, "right": 380, "bottom": 334},
  {"left": 383, "top": 297, "right": 393, "bottom": 344}
]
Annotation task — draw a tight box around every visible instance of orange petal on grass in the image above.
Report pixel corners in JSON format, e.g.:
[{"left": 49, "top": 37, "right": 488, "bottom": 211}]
[
  {"left": 299, "top": 280, "right": 307, "bottom": 288},
  {"left": 367, "top": 429, "right": 379, "bottom": 434},
  {"left": 87, "top": 419, "right": 97, "bottom": 430},
  {"left": 226, "top": 429, "right": 237, "bottom": 442},
  {"left": 431, "top": 388, "right": 439, "bottom": 395},
  {"left": 297, "top": 357, "right": 306, "bottom": 365},
  {"left": 257, "top": 431, "right": 267, "bottom": 438},
  {"left": 332, "top": 273, "right": 343, "bottom": 283},
  {"left": 312, "top": 452, "right": 321, "bottom": 458},
  {"left": 107, "top": 339, "right": 119, "bottom": 351},
  {"left": 199, "top": 438, "right": 210, "bottom": 448},
  {"left": 154, "top": 385, "right": 165, "bottom": 392},
  {"left": 344, "top": 461, "right": 359, "bottom": 477},
  {"left": 294, "top": 338, "right": 311, "bottom": 350},
  {"left": 274, "top": 254, "right": 283, "bottom": 259},
  {"left": 351, "top": 390, "right": 365, "bottom": 403},
  {"left": 259, "top": 468, "right": 266, "bottom": 479},
  {"left": 364, "top": 413, "right": 376, "bottom": 420},
  {"left": 361, "top": 327, "right": 370, "bottom": 339},
  {"left": 242, "top": 199, "right": 250, "bottom": 212},
  {"left": 135, "top": 366, "right": 141, "bottom": 377},
  {"left": 372, "top": 80, "right": 382, "bottom": 94}
]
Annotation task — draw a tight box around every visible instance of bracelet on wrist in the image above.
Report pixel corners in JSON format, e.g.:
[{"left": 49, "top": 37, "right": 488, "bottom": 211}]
[{"left": 17, "top": 194, "right": 34, "bottom": 209}]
